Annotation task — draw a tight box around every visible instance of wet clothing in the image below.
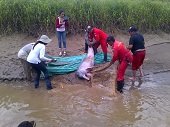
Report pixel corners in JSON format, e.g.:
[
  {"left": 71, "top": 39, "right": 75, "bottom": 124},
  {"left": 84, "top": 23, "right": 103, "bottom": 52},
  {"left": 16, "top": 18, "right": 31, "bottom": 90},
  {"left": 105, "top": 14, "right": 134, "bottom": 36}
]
[
  {"left": 132, "top": 50, "right": 145, "bottom": 70},
  {"left": 111, "top": 40, "right": 133, "bottom": 93},
  {"left": 129, "top": 32, "right": 145, "bottom": 70},
  {"left": 27, "top": 43, "right": 52, "bottom": 90},
  {"left": 112, "top": 40, "right": 133, "bottom": 81},
  {"left": 117, "top": 80, "right": 124, "bottom": 93}
]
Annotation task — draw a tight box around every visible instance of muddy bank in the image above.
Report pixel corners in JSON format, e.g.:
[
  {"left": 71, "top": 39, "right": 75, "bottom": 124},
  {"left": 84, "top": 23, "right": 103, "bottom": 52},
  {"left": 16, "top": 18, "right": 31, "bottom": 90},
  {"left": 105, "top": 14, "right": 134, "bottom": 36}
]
[{"left": 0, "top": 32, "right": 170, "bottom": 83}]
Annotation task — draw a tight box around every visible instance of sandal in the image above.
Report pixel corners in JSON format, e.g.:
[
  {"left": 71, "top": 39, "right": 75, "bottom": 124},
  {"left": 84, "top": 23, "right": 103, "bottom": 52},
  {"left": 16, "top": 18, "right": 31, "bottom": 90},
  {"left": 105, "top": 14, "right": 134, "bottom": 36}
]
[
  {"left": 59, "top": 51, "right": 62, "bottom": 56},
  {"left": 63, "top": 51, "right": 66, "bottom": 56}
]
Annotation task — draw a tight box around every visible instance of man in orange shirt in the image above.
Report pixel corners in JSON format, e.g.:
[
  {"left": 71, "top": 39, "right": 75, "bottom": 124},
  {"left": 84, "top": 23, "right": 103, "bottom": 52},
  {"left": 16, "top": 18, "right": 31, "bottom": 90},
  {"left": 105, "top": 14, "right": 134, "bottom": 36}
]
[
  {"left": 94, "top": 35, "right": 133, "bottom": 94},
  {"left": 86, "top": 26, "right": 109, "bottom": 62}
]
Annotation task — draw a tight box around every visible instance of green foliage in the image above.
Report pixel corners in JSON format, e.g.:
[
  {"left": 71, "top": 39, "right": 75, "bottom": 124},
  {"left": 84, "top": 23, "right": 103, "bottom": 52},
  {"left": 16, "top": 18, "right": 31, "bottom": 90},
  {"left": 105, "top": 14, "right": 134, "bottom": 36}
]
[{"left": 0, "top": 0, "right": 169, "bottom": 35}]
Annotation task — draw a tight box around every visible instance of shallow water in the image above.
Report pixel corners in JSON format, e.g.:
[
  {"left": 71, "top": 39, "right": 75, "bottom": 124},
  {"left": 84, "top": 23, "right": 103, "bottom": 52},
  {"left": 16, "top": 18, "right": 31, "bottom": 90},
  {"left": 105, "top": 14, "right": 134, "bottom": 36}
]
[{"left": 0, "top": 72, "right": 170, "bottom": 127}]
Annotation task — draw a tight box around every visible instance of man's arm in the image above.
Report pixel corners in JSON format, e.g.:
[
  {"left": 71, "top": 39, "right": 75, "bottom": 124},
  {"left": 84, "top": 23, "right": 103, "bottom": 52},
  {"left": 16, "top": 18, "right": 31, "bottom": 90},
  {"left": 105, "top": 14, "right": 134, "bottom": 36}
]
[
  {"left": 40, "top": 47, "right": 52, "bottom": 62},
  {"left": 127, "top": 36, "right": 134, "bottom": 50},
  {"left": 127, "top": 44, "right": 133, "bottom": 50},
  {"left": 93, "top": 60, "right": 114, "bottom": 72}
]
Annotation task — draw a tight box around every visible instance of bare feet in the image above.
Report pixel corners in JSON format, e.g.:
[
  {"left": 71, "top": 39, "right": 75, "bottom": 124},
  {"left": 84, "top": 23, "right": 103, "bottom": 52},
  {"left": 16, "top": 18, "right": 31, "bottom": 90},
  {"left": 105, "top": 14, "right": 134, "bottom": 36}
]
[
  {"left": 137, "top": 77, "right": 143, "bottom": 87},
  {"left": 140, "top": 73, "right": 144, "bottom": 77},
  {"left": 109, "top": 90, "right": 117, "bottom": 97},
  {"left": 129, "top": 77, "right": 136, "bottom": 82},
  {"left": 112, "top": 91, "right": 117, "bottom": 97}
]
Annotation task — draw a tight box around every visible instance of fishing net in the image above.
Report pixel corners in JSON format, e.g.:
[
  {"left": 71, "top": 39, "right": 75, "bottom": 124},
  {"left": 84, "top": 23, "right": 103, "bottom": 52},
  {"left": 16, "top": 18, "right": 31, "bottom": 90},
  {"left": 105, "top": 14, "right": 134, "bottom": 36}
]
[{"left": 46, "top": 53, "right": 111, "bottom": 75}]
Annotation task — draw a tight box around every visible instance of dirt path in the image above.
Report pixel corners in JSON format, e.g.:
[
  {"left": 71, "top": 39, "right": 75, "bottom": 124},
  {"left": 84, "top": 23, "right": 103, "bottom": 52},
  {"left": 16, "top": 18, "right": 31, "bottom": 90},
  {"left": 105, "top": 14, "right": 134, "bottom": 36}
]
[{"left": 0, "top": 32, "right": 170, "bottom": 83}]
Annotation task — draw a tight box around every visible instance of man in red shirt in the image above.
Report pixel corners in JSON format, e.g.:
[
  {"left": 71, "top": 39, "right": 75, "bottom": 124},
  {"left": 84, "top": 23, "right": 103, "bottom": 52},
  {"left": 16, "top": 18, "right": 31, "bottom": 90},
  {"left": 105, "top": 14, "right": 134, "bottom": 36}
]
[
  {"left": 94, "top": 35, "right": 133, "bottom": 94},
  {"left": 86, "top": 26, "right": 108, "bottom": 62}
]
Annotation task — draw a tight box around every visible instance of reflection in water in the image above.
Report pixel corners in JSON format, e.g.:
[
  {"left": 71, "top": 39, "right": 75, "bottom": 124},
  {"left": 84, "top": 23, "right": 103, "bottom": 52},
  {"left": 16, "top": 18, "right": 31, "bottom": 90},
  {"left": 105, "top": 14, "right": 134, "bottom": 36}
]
[{"left": 0, "top": 72, "right": 170, "bottom": 127}]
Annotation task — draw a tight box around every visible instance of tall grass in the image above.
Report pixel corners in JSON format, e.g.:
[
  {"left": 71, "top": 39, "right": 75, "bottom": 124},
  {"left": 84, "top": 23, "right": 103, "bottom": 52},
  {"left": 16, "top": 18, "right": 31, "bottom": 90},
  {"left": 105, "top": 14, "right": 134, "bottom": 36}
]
[{"left": 0, "top": 0, "right": 169, "bottom": 35}]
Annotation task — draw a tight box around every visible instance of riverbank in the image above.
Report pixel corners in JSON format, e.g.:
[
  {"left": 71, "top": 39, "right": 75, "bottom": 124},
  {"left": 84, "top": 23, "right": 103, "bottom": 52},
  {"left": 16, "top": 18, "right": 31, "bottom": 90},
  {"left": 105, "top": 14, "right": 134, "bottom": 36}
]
[
  {"left": 0, "top": 31, "right": 170, "bottom": 85},
  {"left": 1, "top": 31, "right": 170, "bottom": 127}
]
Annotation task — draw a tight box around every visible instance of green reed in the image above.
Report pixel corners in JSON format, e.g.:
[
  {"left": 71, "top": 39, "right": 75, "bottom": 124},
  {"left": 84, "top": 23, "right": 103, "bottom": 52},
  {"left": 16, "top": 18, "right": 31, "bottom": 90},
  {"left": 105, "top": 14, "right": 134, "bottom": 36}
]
[{"left": 0, "top": 0, "right": 169, "bottom": 35}]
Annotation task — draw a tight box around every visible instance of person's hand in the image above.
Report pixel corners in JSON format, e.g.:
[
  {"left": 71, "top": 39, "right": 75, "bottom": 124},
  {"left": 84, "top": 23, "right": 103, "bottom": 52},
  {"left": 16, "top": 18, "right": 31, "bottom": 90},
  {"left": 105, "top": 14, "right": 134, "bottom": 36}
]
[
  {"left": 51, "top": 59, "right": 57, "bottom": 62},
  {"left": 88, "top": 42, "right": 94, "bottom": 46},
  {"left": 46, "top": 59, "right": 53, "bottom": 63},
  {"left": 60, "top": 18, "right": 65, "bottom": 24}
]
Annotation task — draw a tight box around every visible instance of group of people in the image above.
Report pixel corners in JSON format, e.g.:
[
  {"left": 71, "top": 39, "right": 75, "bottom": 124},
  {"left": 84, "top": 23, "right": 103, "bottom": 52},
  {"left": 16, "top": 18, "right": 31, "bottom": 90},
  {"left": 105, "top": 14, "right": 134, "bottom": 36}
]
[
  {"left": 18, "top": 9, "right": 145, "bottom": 94},
  {"left": 85, "top": 26, "right": 145, "bottom": 94},
  {"left": 18, "top": 35, "right": 55, "bottom": 90},
  {"left": 17, "top": 10, "right": 69, "bottom": 90}
]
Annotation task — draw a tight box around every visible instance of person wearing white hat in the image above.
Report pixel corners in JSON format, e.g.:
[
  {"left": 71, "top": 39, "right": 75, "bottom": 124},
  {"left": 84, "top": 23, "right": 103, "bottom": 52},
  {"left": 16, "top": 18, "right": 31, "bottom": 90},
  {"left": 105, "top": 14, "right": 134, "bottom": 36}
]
[{"left": 27, "top": 35, "right": 54, "bottom": 90}]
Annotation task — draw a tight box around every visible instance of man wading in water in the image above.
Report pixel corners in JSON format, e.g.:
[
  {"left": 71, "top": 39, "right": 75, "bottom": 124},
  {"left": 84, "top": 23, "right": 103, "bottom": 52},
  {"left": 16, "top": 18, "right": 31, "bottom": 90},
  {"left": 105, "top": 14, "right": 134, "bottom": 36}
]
[
  {"left": 127, "top": 26, "right": 146, "bottom": 82},
  {"left": 94, "top": 35, "right": 133, "bottom": 95},
  {"left": 27, "top": 35, "right": 56, "bottom": 90}
]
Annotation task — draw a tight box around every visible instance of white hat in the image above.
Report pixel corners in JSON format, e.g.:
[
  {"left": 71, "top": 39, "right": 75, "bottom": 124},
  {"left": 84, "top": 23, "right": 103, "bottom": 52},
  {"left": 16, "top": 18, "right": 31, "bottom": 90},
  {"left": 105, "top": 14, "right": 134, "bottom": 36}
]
[{"left": 37, "top": 35, "right": 52, "bottom": 44}]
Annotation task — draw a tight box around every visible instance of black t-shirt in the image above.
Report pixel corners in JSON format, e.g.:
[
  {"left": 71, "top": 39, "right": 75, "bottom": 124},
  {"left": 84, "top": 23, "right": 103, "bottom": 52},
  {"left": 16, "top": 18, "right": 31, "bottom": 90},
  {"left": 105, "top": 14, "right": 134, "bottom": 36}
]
[{"left": 129, "top": 33, "right": 145, "bottom": 54}]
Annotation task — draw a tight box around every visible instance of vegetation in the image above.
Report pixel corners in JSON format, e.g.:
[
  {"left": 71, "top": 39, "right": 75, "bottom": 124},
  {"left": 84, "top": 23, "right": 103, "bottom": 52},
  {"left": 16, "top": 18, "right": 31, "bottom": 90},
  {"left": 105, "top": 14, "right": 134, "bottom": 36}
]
[{"left": 0, "top": 0, "right": 169, "bottom": 35}]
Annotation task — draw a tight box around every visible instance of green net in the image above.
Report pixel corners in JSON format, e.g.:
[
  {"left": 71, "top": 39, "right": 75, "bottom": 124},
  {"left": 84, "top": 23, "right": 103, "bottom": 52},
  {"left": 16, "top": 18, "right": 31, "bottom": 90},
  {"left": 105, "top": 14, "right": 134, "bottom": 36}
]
[{"left": 46, "top": 53, "right": 111, "bottom": 75}]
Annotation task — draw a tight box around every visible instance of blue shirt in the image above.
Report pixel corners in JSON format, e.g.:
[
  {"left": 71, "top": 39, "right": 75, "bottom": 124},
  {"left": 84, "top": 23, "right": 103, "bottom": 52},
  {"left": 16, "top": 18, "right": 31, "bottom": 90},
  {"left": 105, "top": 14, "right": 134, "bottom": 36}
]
[{"left": 129, "top": 33, "right": 145, "bottom": 54}]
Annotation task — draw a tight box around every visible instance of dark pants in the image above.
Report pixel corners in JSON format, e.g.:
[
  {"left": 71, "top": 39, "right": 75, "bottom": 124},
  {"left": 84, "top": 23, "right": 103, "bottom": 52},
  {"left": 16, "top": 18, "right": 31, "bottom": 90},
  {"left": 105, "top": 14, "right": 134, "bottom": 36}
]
[
  {"left": 85, "top": 42, "right": 88, "bottom": 52},
  {"left": 85, "top": 42, "right": 97, "bottom": 54},
  {"left": 30, "top": 62, "right": 52, "bottom": 90},
  {"left": 93, "top": 42, "right": 107, "bottom": 62}
]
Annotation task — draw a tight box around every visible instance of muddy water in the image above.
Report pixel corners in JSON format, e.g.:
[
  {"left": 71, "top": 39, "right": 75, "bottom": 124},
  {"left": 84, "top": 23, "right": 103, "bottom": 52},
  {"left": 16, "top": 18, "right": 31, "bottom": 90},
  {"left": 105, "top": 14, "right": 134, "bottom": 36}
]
[
  {"left": 0, "top": 33, "right": 170, "bottom": 127},
  {"left": 0, "top": 72, "right": 170, "bottom": 127}
]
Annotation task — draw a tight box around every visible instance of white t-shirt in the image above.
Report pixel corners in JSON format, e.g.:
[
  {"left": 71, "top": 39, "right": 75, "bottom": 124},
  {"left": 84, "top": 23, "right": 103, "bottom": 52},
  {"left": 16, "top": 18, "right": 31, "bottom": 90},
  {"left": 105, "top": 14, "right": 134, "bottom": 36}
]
[
  {"left": 18, "top": 43, "right": 35, "bottom": 60},
  {"left": 56, "top": 17, "right": 66, "bottom": 32},
  {"left": 27, "top": 43, "right": 51, "bottom": 64}
]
